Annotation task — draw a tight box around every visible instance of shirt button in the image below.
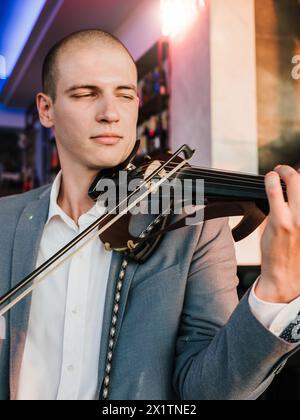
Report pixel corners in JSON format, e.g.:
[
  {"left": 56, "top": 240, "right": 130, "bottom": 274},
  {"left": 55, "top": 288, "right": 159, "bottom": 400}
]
[
  {"left": 273, "top": 326, "right": 283, "bottom": 335},
  {"left": 72, "top": 308, "right": 78, "bottom": 315},
  {"left": 67, "top": 365, "right": 74, "bottom": 372}
]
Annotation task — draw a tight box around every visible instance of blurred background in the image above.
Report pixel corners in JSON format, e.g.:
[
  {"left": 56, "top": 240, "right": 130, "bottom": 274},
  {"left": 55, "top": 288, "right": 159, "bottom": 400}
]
[{"left": 1, "top": 0, "right": 300, "bottom": 400}]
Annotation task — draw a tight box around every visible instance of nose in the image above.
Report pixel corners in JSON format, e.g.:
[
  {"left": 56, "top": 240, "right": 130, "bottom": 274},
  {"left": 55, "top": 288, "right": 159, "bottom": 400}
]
[{"left": 95, "top": 95, "right": 120, "bottom": 124}]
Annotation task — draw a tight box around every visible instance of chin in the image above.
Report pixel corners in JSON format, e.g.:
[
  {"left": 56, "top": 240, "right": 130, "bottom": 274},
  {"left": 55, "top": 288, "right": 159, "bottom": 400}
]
[
  {"left": 94, "top": 142, "right": 133, "bottom": 168},
  {"left": 91, "top": 154, "right": 125, "bottom": 170}
]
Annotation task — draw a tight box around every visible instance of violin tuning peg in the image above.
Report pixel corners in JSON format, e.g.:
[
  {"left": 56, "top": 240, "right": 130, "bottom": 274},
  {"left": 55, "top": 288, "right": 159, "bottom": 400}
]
[
  {"left": 167, "top": 150, "right": 173, "bottom": 155},
  {"left": 125, "top": 163, "right": 136, "bottom": 172},
  {"left": 104, "top": 243, "right": 113, "bottom": 252},
  {"left": 145, "top": 155, "right": 152, "bottom": 161},
  {"left": 127, "top": 240, "right": 138, "bottom": 250}
]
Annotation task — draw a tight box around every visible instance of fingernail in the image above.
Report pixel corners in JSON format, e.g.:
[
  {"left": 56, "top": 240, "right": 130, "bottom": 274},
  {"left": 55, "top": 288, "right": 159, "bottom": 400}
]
[
  {"left": 275, "top": 165, "right": 282, "bottom": 170},
  {"left": 266, "top": 172, "right": 278, "bottom": 185}
]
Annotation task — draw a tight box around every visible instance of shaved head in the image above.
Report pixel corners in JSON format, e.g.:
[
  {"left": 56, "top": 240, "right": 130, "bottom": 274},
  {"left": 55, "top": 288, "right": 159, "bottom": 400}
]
[{"left": 42, "top": 29, "right": 137, "bottom": 102}]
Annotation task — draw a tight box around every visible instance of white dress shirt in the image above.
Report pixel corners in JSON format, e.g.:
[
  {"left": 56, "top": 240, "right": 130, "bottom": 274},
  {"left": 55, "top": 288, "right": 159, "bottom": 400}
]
[
  {"left": 16, "top": 172, "right": 112, "bottom": 400},
  {"left": 249, "top": 281, "right": 300, "bottom": 336},
  {"left": 0, "top": 171, "right": 299, "bottom": 399}
]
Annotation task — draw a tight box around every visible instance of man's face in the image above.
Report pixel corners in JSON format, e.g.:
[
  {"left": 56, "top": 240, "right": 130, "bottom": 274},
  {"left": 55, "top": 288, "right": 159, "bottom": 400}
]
[{"left": 47, "top": 42, "right": 139, "bottom": 171}]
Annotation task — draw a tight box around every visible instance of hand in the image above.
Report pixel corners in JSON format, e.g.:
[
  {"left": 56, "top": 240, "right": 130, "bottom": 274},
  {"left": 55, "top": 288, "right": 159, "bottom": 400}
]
[{"left": 256, "top": 165, "right": 300, "bottom": 303}]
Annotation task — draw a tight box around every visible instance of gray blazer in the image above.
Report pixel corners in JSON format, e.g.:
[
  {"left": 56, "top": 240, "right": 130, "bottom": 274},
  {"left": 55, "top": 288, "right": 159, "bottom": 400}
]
[{"left": 0, "top": 185, "right": 298, "bottom": 400}]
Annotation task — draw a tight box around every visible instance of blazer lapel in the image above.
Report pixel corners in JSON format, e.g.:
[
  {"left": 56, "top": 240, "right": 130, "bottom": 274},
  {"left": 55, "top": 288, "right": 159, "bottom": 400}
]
[
  {"left": 97, "top": 212, "right": 155, "bottom": 395},
  {"left": 97, "top": 250, "right": 139, "bottom": 394},
  {"left": 10, "top": 188, "right": 50, "bottom": 400}
]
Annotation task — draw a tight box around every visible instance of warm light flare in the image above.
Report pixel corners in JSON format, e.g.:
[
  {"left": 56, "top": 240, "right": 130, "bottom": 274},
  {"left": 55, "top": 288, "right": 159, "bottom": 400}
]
[{"left": 160, "top": 0, "right": 205, "bottom": 38}]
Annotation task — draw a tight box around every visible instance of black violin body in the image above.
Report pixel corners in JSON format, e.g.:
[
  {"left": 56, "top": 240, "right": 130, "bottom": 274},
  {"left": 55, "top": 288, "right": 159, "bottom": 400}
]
[{"left": 88, "top": 141, "right": 287, "bottom": 263}]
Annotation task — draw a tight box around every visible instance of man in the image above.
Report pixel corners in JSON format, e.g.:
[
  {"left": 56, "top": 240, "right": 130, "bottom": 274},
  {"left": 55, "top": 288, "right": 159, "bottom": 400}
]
[{"left": 0, "top": 29, "right": 300, "bottom": 400}]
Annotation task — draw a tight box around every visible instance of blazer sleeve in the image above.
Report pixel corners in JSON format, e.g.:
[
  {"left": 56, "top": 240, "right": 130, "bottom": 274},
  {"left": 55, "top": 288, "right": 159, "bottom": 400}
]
[{"left": 173, "top": 217, "right": 300, "bottom": 400}]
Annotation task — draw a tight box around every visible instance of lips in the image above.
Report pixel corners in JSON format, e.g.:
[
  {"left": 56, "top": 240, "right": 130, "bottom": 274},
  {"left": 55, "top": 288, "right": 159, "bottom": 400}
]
[
  {"left": 91, "top": 134, "right": 123, "bottom": 145},
  {"left": 91, "top": 134, "right": 123, "bottom": 139}
]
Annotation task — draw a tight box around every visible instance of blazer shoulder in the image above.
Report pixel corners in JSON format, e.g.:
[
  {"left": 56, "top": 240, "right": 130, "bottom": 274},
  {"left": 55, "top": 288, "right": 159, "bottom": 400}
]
[{"left": 0, "top": 185, "right": 51, "bottom": 217}]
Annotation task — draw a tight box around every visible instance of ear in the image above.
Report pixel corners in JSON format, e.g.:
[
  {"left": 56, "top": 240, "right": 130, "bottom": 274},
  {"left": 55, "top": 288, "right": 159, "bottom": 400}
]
[{"left": 36, "top": 93, "right": 54, "bottom": 128}]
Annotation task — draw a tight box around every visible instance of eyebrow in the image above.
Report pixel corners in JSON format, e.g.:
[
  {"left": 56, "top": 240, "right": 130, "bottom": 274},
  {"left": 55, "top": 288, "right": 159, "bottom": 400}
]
[
  {"left": 65, "top": 84, "right": 137, "bottom": 94},
  {"left": 117, "top": 85, "right": 137, "bottom": 94}
]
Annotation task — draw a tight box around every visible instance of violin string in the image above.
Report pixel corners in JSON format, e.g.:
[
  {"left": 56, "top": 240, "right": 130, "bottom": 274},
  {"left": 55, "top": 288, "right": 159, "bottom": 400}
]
[
  {"left": 136, "top": 162, "right": 286, "bottom": 192},
  {"left": 156, "top": 163, "right": 282, "bottom": 185},
  {"left": 137, "top": 161, "right": 266, "bottom": 180},
  {"left": 136, "top": 166, "right": 281, "bottom": 192},
  {"left": 162, "top": 160, "right": 277, "bottom": 179},
  {"left": 136, "top": 162, "right": 266, "bottom": 185},
  {"left": 176, "top": 170, "right": 266, "bottom": 187},
  {"left": 176, "top": 172, "right": 275, "bottom": 191},
  {"left": 167, "top": 172, "right": 287, "bottom": 197},
  {"left": 178, "top": 171, "right": 287, "bottom": 193},
  {"left": 169, "top": 166, "right": 265, "bottom": 181},
  {"left": 148, "top": 160, "right": 286, "bottom": 184}
]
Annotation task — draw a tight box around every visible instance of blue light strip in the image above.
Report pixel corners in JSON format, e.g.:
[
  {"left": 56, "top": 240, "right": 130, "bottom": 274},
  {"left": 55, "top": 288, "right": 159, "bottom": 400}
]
[{"left": 0, "top": 0, "right": 47, "bottom": 93}]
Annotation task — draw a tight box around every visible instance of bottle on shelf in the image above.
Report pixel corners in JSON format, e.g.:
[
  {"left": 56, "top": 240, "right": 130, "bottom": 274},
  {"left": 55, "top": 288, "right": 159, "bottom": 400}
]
[{"left": 137, "top": 40, "right": 170, "bottom": 157}]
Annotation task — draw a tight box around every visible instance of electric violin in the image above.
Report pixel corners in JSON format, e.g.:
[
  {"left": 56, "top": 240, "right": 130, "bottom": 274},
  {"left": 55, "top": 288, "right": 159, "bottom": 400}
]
[{"left": 0, "top": 140, "right": 287, "bottom": 316}]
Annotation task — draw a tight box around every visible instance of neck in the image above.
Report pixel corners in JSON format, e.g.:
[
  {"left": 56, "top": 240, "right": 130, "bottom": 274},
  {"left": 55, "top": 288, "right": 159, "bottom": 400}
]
[{"left": 57, "top": 163, "right": 100, "bottom": 224}]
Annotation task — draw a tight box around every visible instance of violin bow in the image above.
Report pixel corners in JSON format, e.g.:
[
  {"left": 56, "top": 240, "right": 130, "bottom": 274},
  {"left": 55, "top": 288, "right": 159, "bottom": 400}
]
[{"left": 0, "top": 144, "right": 194, "bottom": 316}]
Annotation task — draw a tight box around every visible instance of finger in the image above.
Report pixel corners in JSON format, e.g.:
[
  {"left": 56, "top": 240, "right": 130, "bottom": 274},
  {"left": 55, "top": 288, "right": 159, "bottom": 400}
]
[
  {"left": 274, "top": 165, "right": 300, "bottom": 213},
  {"left": 265, "top": 171, "right": 288, "bottom": 221}
]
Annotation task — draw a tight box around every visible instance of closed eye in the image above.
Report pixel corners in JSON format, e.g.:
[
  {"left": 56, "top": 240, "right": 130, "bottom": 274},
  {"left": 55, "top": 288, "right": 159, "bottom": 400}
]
[
  {"left": 72, "top": 93, "right": 97, "bottom": 98},
  {"left": 118, "top": 95, "right": 135, "bottom": 100}
]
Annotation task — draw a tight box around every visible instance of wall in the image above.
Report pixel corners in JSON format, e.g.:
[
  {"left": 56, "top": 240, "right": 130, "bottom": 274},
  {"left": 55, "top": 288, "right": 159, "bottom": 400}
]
[
  {"left": 169, "top": 2, "right": 211, "bottom": 167},
  {"left": 115, "top": 0, "right": 162, "bottom": 61},
  {"left": 210, "top": 0, "right": 260, "bottom": 265},
  {"left": 0, "top": 104, "right": 25, "bottom": 128},
  {"left": 169, "top": 0, "right": 260, "bottom": 264},
  {"left": 256, "top": 0, "right": 300, "bottom": 172},
  {"left": 210, "top": 0, "right": 258, "bottom": 173},
  {"left": 116, "top": 0, "right": 261, "bottom": 265}
]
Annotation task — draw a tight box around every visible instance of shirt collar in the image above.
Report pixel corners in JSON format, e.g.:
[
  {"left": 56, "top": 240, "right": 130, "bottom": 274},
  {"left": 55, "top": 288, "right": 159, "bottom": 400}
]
[
  {"left": 47, "top": 170, "right": 106, "bottom": 228},
  {"left": 47, "top": 171, "right": 64, "bottom": 224}
]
